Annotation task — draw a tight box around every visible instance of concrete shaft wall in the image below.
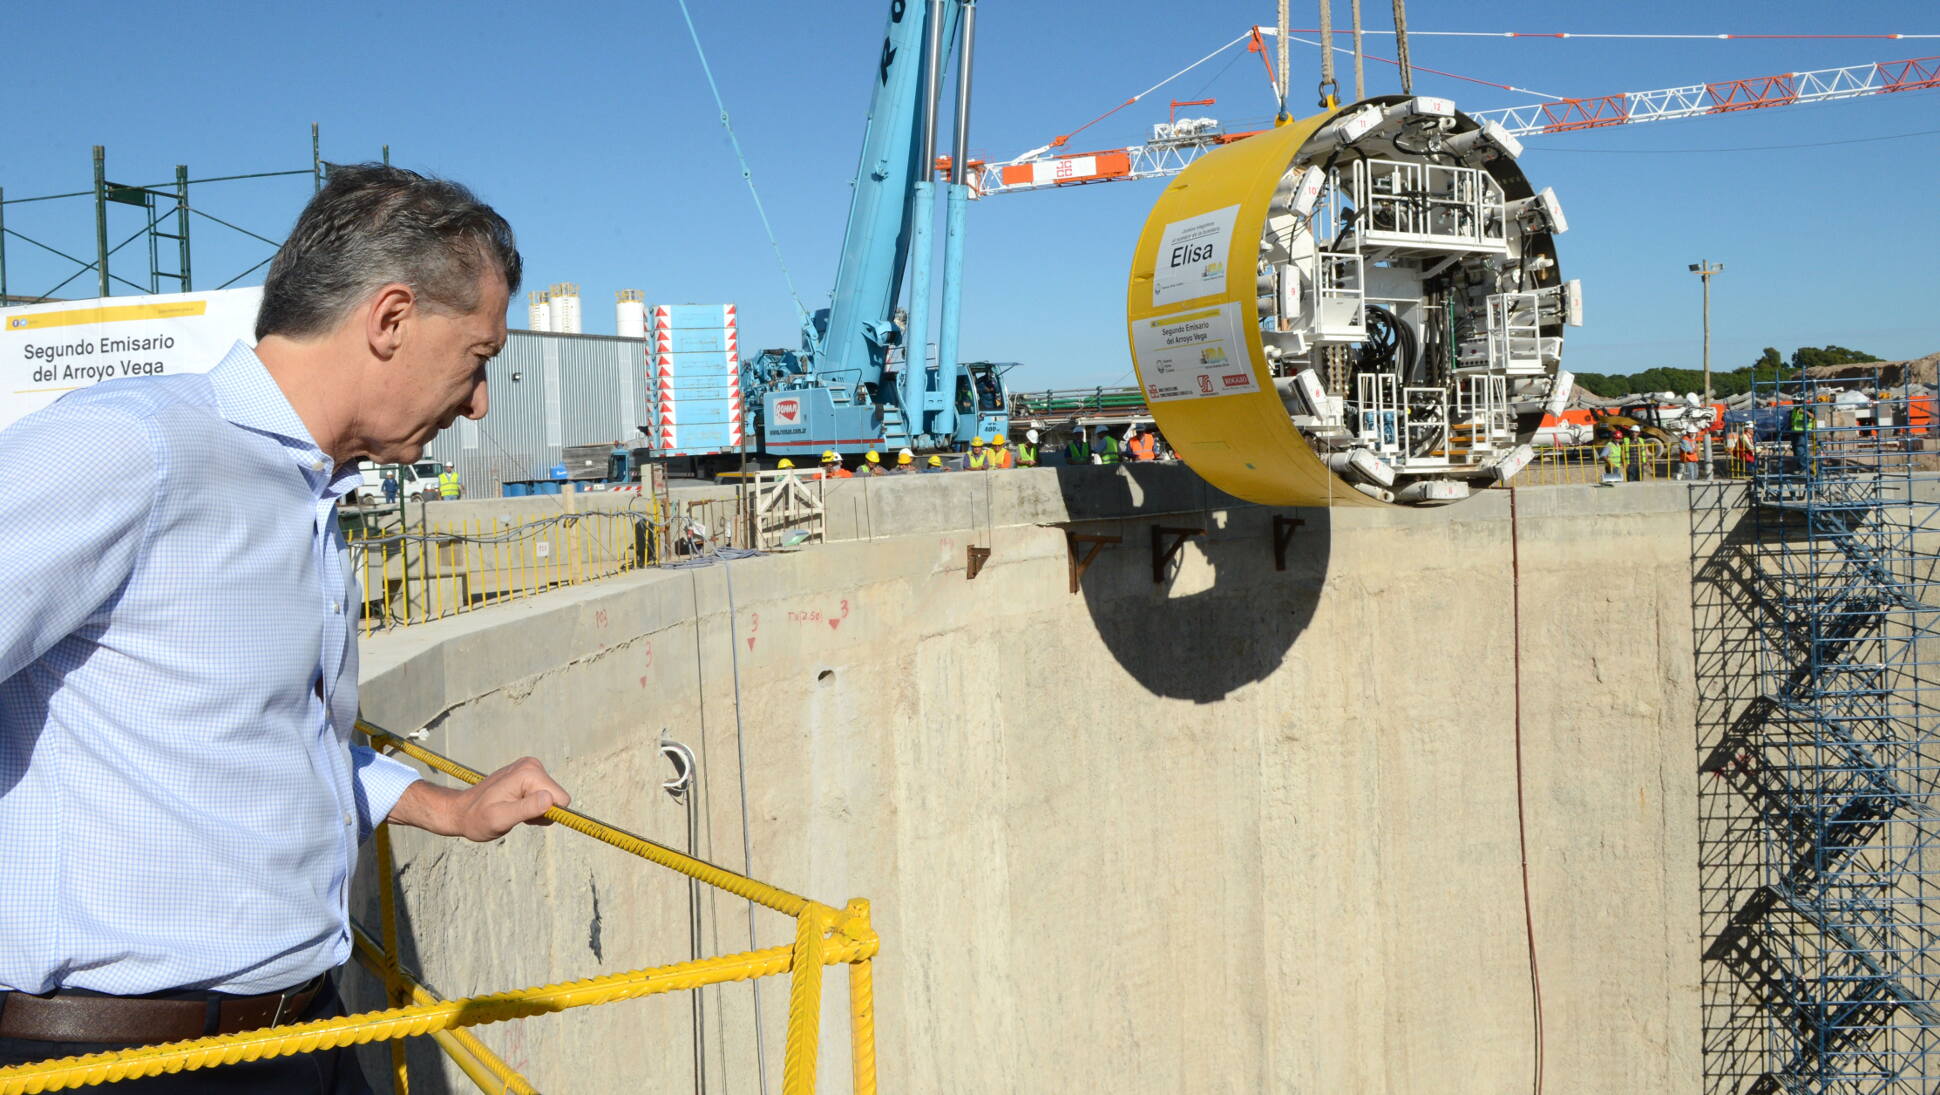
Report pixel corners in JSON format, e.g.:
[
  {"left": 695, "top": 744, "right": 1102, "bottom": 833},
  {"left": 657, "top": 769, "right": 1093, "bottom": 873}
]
[{"left": 354, "top": 467, "right": 1702, "bottom": 1093}]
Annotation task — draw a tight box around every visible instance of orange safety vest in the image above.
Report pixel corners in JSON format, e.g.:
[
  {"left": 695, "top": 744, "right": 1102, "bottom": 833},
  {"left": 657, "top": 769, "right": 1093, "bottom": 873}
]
[
  {"left": 992, "top": 448, "right": 1013, "bottom": 469},
  {"left": 1680, "top": 440, "right": 1700, "bottom": 463},
  {"left": 1127, "top": 434, "right": 1157, "bottom": 461}
]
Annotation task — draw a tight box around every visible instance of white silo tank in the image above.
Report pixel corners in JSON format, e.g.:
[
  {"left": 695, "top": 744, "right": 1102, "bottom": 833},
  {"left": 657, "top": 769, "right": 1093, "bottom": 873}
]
[
  {"left": 526, "top": 290, "right": 552, "bottom": 332},
  {"left": 549, "top": 282, "right": 582, "bottom": 334},
  {"left": 616, "top": 289, "right": 646, "bottom": 339}
]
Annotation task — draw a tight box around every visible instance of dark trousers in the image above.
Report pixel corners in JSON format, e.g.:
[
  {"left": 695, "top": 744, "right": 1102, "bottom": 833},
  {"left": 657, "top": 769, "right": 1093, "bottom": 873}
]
[{"left": 0, "top": 976, "right": 371, "bottom": 1094}]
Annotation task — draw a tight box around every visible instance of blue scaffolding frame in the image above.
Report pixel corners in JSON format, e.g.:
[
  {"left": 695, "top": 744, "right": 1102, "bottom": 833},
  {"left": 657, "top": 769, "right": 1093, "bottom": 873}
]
[{"left": 1698, "top": 372, "right": 1940, "bottom": 1093}]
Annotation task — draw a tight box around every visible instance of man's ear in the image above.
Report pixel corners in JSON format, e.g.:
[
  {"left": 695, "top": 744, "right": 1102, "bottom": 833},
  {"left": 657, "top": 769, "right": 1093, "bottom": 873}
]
[{"left": 365, "top": 283, "right": 416, "bottom": 361}]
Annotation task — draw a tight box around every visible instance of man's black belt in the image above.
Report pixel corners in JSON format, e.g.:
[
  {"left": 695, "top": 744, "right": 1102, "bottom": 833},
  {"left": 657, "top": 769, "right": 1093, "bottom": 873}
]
[{"left": 0, "top": 973, "right": 326, "bottom": 1044}]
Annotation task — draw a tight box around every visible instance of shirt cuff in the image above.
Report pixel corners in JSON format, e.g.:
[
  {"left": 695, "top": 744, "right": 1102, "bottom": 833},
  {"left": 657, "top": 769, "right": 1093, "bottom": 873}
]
[{"left": 351, "top": 745, "right": 423, "bottom": 843}]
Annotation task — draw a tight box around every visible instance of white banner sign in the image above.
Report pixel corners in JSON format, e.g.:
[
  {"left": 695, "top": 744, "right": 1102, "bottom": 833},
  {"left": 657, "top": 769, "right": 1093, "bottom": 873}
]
[
  {"left": 0, "top": 287, "right": 262, "bottom": 433},
  {"left": 1131, "top": 302, "right": 1260, "bottom": 402},
  {"left": 1151, "top": 203, "right": 1238, "bottom": 308}
]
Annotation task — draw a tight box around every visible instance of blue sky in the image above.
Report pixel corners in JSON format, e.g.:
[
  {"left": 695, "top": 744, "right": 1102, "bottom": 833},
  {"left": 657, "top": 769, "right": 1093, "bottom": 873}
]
[{"left": 5, "top": 1, "right": 1936, "bottom": 388}]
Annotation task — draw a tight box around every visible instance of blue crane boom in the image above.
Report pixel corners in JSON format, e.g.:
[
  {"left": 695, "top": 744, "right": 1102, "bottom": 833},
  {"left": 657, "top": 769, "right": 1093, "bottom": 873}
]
[{"left": 745, "top": 0, "right": 1010, "bottom": 461}]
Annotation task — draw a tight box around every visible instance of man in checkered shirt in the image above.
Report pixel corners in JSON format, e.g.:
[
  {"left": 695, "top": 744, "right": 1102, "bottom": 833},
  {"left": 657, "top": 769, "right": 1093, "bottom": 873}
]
[{"left": 0, "top": 165, "right": 569, "bottom": 1092}]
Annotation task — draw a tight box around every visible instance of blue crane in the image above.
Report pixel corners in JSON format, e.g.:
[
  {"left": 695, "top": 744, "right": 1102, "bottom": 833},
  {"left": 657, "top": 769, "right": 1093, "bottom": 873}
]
[{"left": 743, "top": 0, "right": 1011, "bottom": 461}]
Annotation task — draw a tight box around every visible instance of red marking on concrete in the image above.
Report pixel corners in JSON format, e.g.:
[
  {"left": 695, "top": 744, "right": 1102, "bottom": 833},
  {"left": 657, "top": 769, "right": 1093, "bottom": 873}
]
[
  {"left": 828, "top": 617, "right": 841, "bottom": 630},
  {"left": 747, "top": 636, "right": 757, "bottom": 651}
]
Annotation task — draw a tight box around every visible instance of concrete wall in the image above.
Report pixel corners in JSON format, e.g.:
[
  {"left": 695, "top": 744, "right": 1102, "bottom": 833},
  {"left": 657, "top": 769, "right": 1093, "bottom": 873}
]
[{"left": 352, "top": 466, "right": 1704, "bottom": 1093}]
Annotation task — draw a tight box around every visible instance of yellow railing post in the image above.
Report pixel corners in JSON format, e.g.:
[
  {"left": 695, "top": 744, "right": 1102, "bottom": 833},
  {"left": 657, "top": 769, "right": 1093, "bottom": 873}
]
[
  {"left": 514, "top": 516, "right": 527, "bottom": 600},
  {"left": 372, "top": 824, "right": 410, "bottom": 1094},
  {"left": 494, "top": 517, "right": 507, "bottom": 605},
  {"left": 466, "top": 518, "right": 478, "bottom": 613},
  {"left": 781, "top": 905, "right": 831, "bottom": 1095},
  {"left": 845, "top": 899, "right": 878, "bottom": 1095}
]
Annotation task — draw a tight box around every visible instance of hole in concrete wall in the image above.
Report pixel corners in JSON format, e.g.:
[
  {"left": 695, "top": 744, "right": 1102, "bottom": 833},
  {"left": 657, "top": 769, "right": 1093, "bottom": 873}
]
[{"left": 817, "top": 669, "right": 835, "bottom": 682}]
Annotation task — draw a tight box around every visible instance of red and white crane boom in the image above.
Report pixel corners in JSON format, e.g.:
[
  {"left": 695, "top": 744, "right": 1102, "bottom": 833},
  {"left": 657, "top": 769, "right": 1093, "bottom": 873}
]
[{"left": 968, "top": 54, "right": 1940, "bottom": 197}]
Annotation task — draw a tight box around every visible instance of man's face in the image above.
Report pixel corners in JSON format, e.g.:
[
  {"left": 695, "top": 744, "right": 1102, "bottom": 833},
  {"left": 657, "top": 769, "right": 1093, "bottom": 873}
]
[{"left": 366, "top": 270, "right": 509, "bottom": 464}]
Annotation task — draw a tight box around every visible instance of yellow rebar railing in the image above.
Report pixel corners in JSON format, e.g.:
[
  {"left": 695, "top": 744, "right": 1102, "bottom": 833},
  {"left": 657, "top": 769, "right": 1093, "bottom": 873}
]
[
  {"left": 347, "top": 495, "right": 665, "bottom": 636},
  {"left": 0, "top": 721, "right": 876, "bottom": 1095},
  {"left": 1514, "top": 440, "right": 1760, "bottom": 487}
]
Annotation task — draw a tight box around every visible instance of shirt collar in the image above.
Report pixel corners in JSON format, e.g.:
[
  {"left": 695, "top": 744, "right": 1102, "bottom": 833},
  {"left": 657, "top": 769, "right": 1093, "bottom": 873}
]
[{"left": 209, "top": 341, "right": 361, "bottom": 499}]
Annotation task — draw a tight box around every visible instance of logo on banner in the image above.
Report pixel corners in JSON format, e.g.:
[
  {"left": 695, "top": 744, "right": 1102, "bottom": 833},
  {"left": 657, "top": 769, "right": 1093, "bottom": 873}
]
[
  {"left": 775, "top": 398, "right": 801, "bottom": 423},
  {"left": 1197, "top": 375, "right": 1214, "bottom": 394}
]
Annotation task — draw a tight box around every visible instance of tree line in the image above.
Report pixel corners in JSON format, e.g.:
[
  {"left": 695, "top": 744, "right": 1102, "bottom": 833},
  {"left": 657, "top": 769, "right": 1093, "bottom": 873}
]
[{"left": 1572, "top": 346, "right": 1883, "bottom": 399}]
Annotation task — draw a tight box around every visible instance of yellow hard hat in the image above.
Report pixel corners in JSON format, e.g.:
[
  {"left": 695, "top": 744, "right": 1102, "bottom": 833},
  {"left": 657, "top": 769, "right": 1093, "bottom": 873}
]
[
  {"left": 993, "top": 436, "right": 1009, "bottom": 446},
  {"left": 971, "top": 436, "right": 985, "bottom": 445},
  {"left": 865, "top": 450, "right": 881, "bottom": 463},
  {"left": 777, "top": 458, "right": 795, "bottom": 469},
  {"left": 820, "top": 450, "right": 840, "bottom": 463},
  {"left": 927, "top": 454, "right": 943, "bottom": 467},
  {"left": 897, "top": 449, "right": 913, "bottom": 463}
]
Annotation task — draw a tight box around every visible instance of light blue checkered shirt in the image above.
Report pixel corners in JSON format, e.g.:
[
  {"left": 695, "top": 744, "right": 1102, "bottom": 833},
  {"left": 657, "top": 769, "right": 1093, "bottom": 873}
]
[{"left": 0, "top": 341, "right": 421, "bottom": 995}]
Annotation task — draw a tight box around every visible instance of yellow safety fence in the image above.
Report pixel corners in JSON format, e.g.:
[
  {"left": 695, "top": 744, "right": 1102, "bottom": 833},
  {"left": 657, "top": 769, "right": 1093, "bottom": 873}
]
[
  {"left": 345, "top": 500, "right": 664, "bottom": 635},
  {"left": 1514, "top": 442, "right": 1760, "bottom": 488},
  {"left": 0, "top": 722, "right": 878, "bottom": 1095}
]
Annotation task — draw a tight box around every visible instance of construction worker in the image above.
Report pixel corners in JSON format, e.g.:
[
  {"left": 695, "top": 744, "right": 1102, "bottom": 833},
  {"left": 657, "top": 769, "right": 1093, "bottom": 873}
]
[
  {"left": 1678, "top": 429, "right": 1702, "bottom": 481},
  {"left": 966, "top": 436, "right": 990, "bottom": 470},
  {"left": 925, "top": 454, "right": 948, "bottom": 473},
  {"left": 1127, "top": 425, "right": 1158, "bottom": 462},
  {"left": 820, "top": 450, "right": 854, "bottom": 479},
  {"left": 1624, "top": 425, "right": 1646, "bottom": 482},
  {"left": 381, "top": 470, "right": 399, "bottom": 505},
  {"left": 1064, "top": 429, "right": 1089, "bottom": 466},
  {"left": 863, "top": 450, "right": 887, "bottom": 476},
  {"left": 991, "top": 436, "right": 1014, "bottom": 469},
  {"left": 1091, "top": 426, "right": 1121, "bottom": 465},
  {"left": 1724, "top": 424, "right": 1752, "bottom": 474},
  {"left": 1598, "top": 429, "right": 1623, "bottom": 486},
  {"left": 437, "top": 460, "right": 462, "bottom": 499},
  {"left": 777, "top": 458, "right": 796, "bottom": 473},
  {"left": 894, "top": 447, "right": 916, "bottom": 472},
  {"left": 1018, "top": 428, "right": 1040, "bottom": 467},
  {"left": 1787, "top": 401, "right": 1814, "bottom": 474}
]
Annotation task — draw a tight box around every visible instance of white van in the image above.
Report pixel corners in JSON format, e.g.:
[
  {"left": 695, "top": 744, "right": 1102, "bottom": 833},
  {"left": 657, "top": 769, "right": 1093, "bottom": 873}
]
[{"left": 354, "top": 460, "right": 443, "bottom": 505}]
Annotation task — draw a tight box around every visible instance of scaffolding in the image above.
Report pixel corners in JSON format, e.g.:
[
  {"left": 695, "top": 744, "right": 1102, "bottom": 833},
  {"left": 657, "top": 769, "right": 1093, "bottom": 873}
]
[
  {"left": 1694, "top": 373, "right": 1940, "bottom": 1093},
  {"left": 0, "top": 125, "right": 383, "bottom": 305}
]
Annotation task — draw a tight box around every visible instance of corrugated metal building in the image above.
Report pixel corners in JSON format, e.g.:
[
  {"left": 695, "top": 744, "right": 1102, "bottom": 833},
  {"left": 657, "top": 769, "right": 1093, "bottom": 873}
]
[{"left": 423, "top": 329, "right": 646, "bottom": 496}]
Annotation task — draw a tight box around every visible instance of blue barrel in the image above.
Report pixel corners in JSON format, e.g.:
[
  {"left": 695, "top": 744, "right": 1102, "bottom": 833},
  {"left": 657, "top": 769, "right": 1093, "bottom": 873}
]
[
  {"left": 549, "top": 463, "right": 569, "bottom": 480},
  {"left": 536, "top": 480, "right": 563, "bottom": 495},
  {"left": 502, "top": 481, "right": 530, "bottom": 497}
]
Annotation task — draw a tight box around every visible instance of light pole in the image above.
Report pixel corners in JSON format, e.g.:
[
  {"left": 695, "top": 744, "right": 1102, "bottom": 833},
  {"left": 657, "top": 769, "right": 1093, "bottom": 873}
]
[{"left": 1689, "top": 261, "right": 1723, "bottom": 476}]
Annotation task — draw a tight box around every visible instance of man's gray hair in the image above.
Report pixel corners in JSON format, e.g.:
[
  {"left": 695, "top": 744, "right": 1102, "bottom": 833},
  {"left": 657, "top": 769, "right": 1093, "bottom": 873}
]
[{"left": 255, "top": 164, "right": 522, "bottom": 341}]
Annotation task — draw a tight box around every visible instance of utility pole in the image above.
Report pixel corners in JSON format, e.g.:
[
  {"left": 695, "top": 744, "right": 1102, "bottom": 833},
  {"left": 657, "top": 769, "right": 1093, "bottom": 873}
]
[{"left": 1689, "top": 260, "right": 1724, "bottom": 476}]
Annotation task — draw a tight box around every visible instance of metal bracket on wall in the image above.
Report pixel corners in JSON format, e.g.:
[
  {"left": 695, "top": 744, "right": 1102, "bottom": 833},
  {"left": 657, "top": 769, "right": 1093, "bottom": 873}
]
[
  {"left": 1273, "top": 515, "right": 1307, "bottom": 571},
  {"left": 966, "top": 545, "right": 991, "bottom": 580},
  {"left": 1065, "top": 531, "right": 1121, "bottom": 594},
  {"left": 1151, "top": 526, "right": 1205, "bottom": 584}
]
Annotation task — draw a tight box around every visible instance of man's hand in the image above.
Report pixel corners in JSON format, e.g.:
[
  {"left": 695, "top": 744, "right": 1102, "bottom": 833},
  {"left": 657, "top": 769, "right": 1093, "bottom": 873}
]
[{"left": 387, "top": 757, "right": 571, "bottom": 841}]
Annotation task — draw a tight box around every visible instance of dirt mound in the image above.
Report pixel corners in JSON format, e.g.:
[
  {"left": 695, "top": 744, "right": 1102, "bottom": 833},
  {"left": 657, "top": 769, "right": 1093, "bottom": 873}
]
[{"left": 1804, "top": 352, "right": 1940, "bottom": 389}]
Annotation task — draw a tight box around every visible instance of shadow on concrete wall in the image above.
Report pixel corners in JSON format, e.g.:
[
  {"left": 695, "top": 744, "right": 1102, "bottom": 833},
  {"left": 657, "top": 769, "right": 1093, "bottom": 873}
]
[{"left": 1054, "top": 463, "right": 1331, "bottom": 705}]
